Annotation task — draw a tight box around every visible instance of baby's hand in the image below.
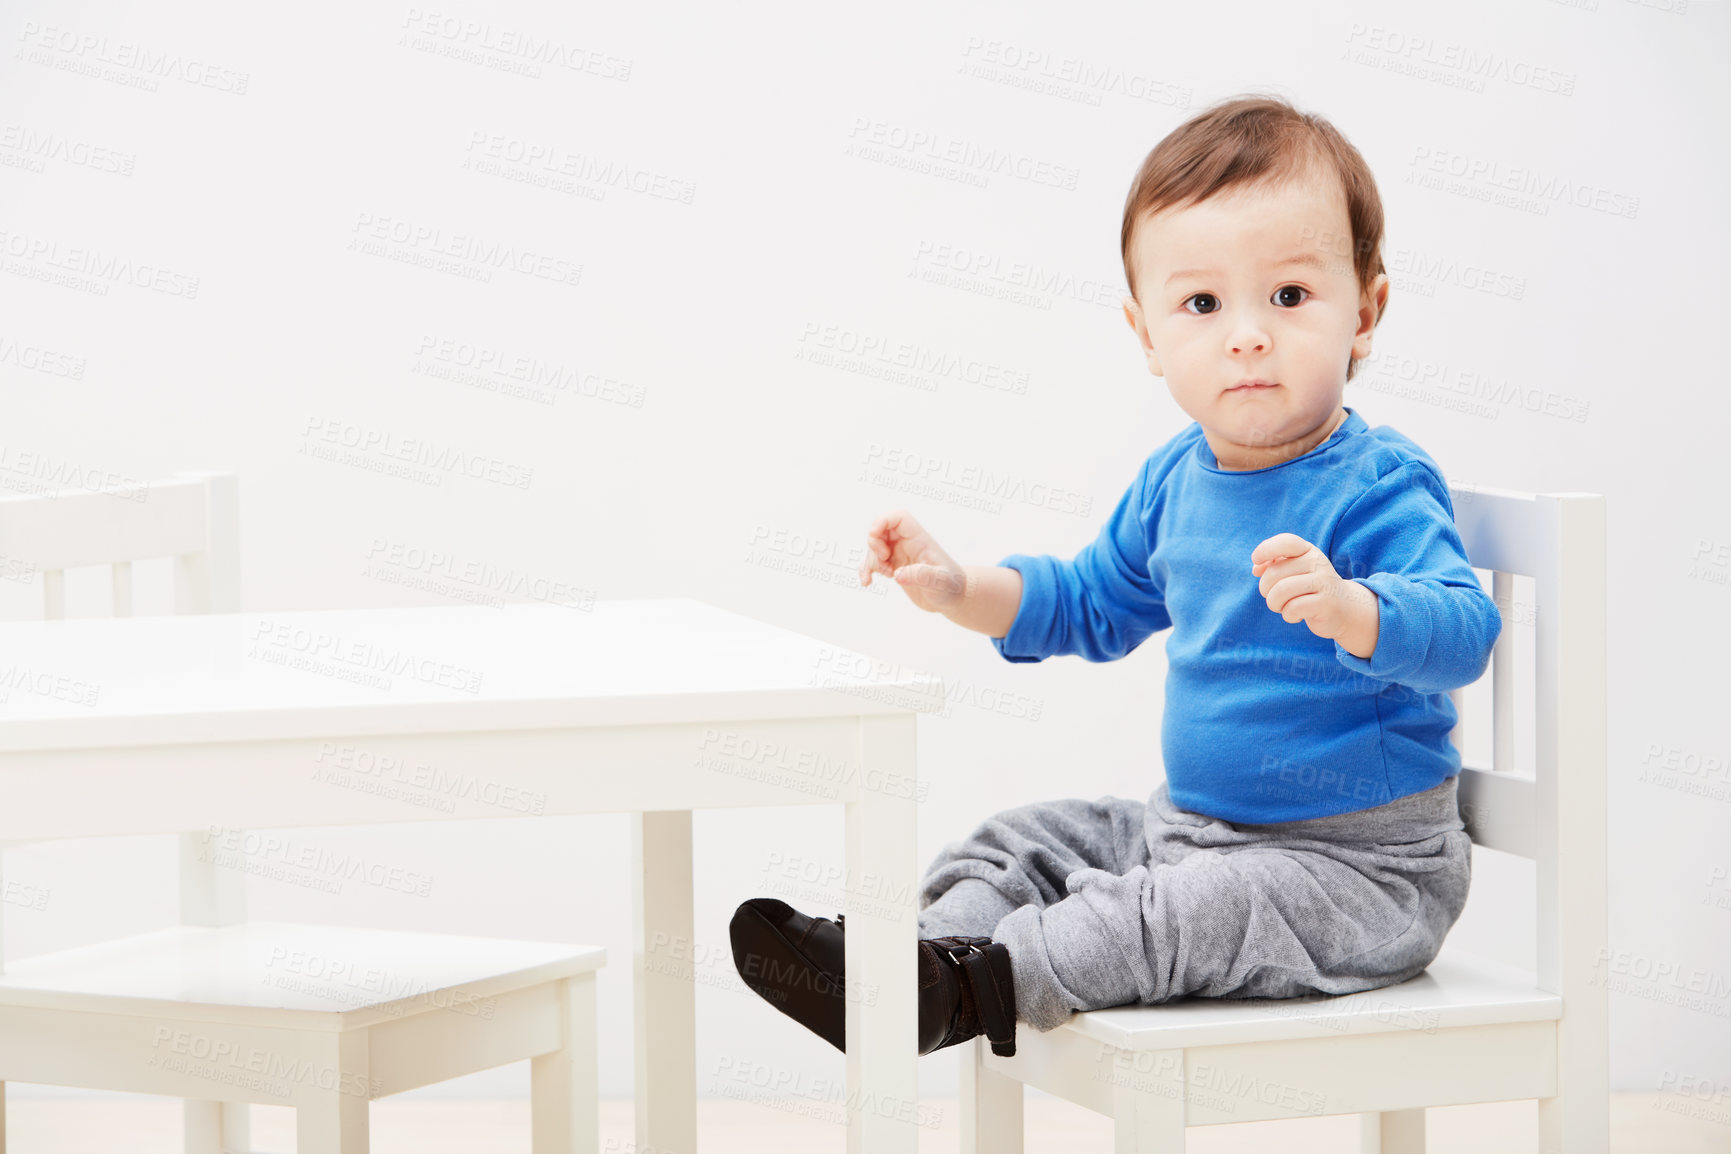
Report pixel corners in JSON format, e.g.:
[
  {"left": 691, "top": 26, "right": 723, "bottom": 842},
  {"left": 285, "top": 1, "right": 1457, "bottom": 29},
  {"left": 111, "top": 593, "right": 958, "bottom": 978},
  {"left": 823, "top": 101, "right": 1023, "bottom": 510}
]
[
  {"left": 1250, "top": 533, "right": 1379, "bottom": 655},
  {"left": 860, "top": 509, "right": 969, "bottom": 614}
]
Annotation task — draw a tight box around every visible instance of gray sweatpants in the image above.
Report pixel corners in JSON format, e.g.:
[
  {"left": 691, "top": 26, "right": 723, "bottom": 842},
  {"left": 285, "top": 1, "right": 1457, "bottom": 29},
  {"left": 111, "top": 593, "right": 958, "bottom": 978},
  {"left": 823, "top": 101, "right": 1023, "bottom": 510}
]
[{"left": 915, "top": 775, "right": 1471, "bottom": 1032}]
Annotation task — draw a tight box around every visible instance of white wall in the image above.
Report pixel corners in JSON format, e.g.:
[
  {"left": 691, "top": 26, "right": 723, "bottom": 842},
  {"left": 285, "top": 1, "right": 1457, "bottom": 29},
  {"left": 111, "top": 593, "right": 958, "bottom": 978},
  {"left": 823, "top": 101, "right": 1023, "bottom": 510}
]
[{"left": 2, "top": 0, "right": 1725, "bottom": 1110}]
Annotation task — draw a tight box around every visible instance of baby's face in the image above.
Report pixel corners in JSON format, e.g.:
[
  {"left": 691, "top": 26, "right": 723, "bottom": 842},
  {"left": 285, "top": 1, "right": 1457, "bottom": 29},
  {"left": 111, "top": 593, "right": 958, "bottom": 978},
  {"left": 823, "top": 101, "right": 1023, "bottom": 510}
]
[{"left": 1122, "top": 169, "right": 1388, "bottom": 470}]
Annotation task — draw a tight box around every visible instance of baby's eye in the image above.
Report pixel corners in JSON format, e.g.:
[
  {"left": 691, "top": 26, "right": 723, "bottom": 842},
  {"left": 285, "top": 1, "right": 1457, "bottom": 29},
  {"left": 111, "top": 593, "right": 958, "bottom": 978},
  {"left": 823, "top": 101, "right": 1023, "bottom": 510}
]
[
  {"left": 1274, "top": 285, "right": 1309, "bottom": 307},
  {"left": 1181, "top": 293, "right": 1219, "bottom": 316}
]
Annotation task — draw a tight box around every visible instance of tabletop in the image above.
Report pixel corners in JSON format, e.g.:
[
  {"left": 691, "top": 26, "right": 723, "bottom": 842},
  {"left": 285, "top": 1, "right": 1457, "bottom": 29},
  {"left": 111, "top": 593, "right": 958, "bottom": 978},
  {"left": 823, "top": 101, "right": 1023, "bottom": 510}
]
[{"left": 0, "top": 598, "right": 945, "bottom": 751}]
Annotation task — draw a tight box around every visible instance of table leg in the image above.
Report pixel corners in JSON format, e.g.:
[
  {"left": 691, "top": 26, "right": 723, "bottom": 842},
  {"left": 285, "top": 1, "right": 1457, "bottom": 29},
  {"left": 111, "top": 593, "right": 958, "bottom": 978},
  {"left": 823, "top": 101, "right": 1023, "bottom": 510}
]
[
  {"left": 631, "top": 810, "right": 696, "bottom": 1154},
  {"left": 845, "top": 715, "right": 920, "bottom": 1154},
  {"left": 1, "top": 844, "right": 8, "bottom": 1154}
]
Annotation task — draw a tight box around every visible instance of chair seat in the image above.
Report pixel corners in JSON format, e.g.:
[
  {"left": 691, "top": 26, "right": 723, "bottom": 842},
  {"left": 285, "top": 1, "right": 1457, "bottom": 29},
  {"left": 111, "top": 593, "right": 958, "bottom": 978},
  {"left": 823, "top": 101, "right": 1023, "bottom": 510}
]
[
  {"left": 0, "top": 921, "right": 606, "bottom": 1031},
  {"left": 1056, "top": 946, "right": 1562, "bottom": 1052}
]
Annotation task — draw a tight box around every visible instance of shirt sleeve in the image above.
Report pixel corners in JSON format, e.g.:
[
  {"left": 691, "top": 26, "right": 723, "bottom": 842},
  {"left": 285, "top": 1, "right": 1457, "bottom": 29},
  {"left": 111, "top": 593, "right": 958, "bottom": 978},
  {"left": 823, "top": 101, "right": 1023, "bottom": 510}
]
[
  {"left": 1326, "top": 461, "right": 1502, "bottom": 693},
  {"left": 991, "top": 456, "right": 1170, "bottom": 664}
]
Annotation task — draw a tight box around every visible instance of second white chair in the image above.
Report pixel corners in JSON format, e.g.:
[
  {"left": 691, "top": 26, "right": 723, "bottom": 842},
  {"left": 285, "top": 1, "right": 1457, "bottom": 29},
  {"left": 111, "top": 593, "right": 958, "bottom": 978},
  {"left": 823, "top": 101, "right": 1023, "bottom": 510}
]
[{"left": 0, "top": 472, "right": 606, "bottom": 1152}]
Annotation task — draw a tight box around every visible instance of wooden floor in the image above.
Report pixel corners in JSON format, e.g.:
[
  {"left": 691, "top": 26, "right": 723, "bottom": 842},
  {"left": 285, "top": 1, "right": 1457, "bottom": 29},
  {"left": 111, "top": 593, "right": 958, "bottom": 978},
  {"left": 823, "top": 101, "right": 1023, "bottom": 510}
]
[{"left": 0, "top": 1093, "right": 1723, "bottom": 1152}]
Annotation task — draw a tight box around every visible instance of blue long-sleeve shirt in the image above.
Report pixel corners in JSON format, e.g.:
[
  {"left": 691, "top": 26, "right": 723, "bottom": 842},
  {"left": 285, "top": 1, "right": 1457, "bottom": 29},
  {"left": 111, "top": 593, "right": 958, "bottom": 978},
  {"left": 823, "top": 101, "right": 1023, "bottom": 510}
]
[{"left": 991, "top": 406, "right": 1501, "bottom": 823}]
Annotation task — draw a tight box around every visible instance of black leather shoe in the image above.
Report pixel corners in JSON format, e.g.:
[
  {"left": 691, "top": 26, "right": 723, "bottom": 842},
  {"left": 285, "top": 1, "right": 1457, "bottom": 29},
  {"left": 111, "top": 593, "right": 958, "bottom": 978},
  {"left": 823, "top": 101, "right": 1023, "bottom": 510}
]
[
  {"left": 728, "top": 897, "right": 1017, "bottom": 1057},
  {"left": 918, "top": 933, "right": 1018, "bottom": 1057}
]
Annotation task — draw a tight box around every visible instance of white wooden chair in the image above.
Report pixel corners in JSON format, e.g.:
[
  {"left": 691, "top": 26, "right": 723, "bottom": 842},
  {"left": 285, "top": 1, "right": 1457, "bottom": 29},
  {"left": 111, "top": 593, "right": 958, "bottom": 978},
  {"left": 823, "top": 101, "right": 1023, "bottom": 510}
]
[
  {"left": 0, "top": 472, "right": 605, "bottom": 1153},
  {"left": 960, "top": 485, "right": 1609, "bottom": 1153}
]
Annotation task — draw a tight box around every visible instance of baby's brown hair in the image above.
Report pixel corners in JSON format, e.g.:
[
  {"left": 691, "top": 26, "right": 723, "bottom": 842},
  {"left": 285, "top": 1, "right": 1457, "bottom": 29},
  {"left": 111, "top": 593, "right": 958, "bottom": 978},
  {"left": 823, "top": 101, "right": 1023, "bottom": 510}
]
[{"left": 1121, "top": 93, "right": 1388, "bottom": 381}]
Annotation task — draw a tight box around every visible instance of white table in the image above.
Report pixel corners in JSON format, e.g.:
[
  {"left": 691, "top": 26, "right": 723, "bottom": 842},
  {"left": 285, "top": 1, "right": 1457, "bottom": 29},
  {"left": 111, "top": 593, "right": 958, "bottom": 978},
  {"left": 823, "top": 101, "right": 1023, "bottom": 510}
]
[{"left": 0, "top": 598, "right": 942, "bottom": 1153}]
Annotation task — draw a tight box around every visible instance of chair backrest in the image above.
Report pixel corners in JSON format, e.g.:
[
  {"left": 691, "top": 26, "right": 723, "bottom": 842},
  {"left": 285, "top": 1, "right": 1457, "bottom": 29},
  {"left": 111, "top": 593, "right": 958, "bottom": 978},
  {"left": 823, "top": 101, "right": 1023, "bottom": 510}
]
[
  {"left": 1443, "top": 482, "right": 1606, "bottom": 1005},
  {"left": 0, "top": 470, "right": 238, "bottom": 619},
  {"left": 0, "top": 471, "right": 245, "bottom": 972}
]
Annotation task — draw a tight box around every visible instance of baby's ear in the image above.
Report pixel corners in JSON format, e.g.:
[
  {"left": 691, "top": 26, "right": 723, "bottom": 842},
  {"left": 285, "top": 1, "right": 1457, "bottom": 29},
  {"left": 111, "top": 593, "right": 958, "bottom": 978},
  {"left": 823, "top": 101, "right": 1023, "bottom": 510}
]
[
  {"left": 1122, "top": 297, "right": 1164, "bottom": 376},
  {"left": 1361, "top": 273, "right": 1391, "bottom": 330}
]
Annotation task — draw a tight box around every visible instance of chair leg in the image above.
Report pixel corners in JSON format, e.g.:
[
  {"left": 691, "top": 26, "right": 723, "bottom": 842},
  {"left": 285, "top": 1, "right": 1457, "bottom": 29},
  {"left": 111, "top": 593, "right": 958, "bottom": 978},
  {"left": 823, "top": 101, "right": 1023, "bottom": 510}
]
[
  {"left": 1357, "top": 1108, "right": 1425, "bottom": 1153},
  {"left": 186, "top": 1100, "right": 251, "bottom": 1154},
  {"left": 960, "top": 1037, "right": 1023, "bottom": 1153},
  {"left": 531, "top": 974, "right": 600, "bottom": 1154},
  {"left": 1111, "top": 1048, "right": 1184, "bottom": 1154},
  {"left": 296, "top": 1032, "right": 369, "bottom": 1154},
  {"left": 180, "top": 832, "right": 249, "bottom": 1154}
]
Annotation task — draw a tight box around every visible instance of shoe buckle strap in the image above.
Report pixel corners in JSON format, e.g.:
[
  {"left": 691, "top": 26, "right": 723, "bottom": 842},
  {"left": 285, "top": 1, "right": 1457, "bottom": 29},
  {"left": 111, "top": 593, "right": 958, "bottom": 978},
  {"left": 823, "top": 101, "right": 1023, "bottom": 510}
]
[{"left": 954, "top": 948, "right": 1016, "bottom": 1058}]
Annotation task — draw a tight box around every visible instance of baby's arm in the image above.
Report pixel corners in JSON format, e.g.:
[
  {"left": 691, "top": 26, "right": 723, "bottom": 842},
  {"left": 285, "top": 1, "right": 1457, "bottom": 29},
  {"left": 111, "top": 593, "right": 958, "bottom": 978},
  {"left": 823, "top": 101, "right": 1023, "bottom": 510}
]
[
  {"left": 864, "top": 454, "right": 1169, "bottom": 662},
  {"left": 939, "top": 565, "right": 1024, "bottom": 639},
  {"left": 982, "top": 455, "right": 1170, "bottom": 664},
  {"left": 858, "top": 511, "right": 1020, "bottom": 635},
  {"left": 1326, "top": 462, "right": 1503, "bottom": 693}
]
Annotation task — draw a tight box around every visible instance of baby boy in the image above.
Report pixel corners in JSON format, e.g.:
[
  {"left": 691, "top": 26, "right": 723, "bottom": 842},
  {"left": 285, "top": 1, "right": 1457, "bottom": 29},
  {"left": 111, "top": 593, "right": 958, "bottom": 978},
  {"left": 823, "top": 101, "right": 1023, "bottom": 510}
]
[{"left": 730, "top": 92, "right": 1501, "bottom": 1058}]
